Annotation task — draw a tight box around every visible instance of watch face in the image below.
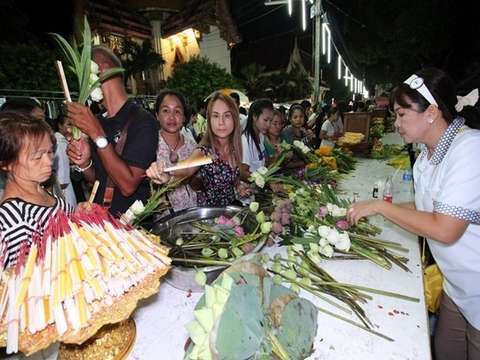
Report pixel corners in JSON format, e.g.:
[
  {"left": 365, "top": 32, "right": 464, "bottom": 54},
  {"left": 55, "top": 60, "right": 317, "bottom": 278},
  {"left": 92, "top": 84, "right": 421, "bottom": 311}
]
[{"left": 96, "top": 137, "right": 108, "bottom": 148}]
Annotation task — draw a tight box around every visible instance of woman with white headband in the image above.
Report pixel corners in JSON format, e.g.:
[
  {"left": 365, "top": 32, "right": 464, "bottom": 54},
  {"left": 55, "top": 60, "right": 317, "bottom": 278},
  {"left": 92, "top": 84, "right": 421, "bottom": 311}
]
[{"left": 347, "top": 68, "right": 480, "bottom": 360}]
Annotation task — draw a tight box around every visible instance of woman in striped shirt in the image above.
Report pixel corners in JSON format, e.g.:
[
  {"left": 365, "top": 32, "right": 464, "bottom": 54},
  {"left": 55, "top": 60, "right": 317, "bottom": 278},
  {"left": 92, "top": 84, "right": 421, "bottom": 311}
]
[{"left": 0, "top": 112, "right": 72, "bottom": 268}]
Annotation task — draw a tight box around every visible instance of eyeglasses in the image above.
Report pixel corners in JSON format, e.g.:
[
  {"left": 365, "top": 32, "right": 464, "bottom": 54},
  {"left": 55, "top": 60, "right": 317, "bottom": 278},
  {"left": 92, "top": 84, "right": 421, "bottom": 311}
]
[{"left": 403, "top": 75, "right": 438, "bottom": 106}]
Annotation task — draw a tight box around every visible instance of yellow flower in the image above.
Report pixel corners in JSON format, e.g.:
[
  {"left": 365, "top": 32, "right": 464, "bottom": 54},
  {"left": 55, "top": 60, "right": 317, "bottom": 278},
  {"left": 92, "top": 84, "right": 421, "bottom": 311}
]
[{"left": 315, "top": 146, "right": 333, "bottom": 157}]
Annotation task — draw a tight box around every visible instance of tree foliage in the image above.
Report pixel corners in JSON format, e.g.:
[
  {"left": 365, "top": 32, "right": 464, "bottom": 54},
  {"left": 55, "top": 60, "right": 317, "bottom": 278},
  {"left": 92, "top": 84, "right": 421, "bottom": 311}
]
[
  {"left": 119, "top": 38, "right": 164, "bottom": 85},
  {"left": 240, "top": 64, "right": 312, "bottom": 102},
  {"left": 166, "top": 56, "right": 239, "bottom": 107},
  {"left": 0, "top": 42, "right": 64, "bottom": 91}
]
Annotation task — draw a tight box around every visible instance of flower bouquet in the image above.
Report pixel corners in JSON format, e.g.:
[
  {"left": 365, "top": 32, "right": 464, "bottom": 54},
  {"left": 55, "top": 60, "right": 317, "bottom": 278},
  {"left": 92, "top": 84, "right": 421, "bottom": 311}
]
[{"left": 50, "top": 16, "right": 124, "bottom": 139}]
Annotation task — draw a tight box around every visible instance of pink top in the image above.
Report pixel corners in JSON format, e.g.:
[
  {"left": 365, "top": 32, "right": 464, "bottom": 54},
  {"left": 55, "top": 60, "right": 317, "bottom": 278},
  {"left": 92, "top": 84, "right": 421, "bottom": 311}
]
[{"left": 156, "top": 133, "right": 197, "bottom": 211}]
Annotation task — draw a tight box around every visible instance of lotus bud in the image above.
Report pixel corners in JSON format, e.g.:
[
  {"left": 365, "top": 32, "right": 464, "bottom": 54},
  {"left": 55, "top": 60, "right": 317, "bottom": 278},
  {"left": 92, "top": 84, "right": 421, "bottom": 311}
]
[
  {"left": 241, "top": 243, "right": 255, "bottom": 254},
  {"left": 317, "top": 225, "right": 330, "bottom": 238},
  {"left": 283, "top": 269, "right": 296, "bottom": 280},
  {"left": 232, "top": 247, "right": 244, "bottom": 258},
  {"left": 319, "top": 238, "right": 328, "bottom": 247},
  {"left": 249, "top": 201, "right": 260, "bottom": 213},
  {"left": 260, "top": 221, "right": 272, "bottom": 234},
  {"left": 320, "top": 245, "right": 334, "bottom": 258},
  {"left": 300, "top": 277, "right": 312, "bottom": 287},
  {"left": 90, "top": 60, "right": 100, "bottom": 74},
  {"left": 273, "top": 274, "right": 282, "bottom": 285},
  {"left": 217, "top": 248, "right": 228, "bottom": 259},
  {"left": 290, "top": 283, "right": 301, "bottom": 294},
  {"left": 281, "top": 212, "right": 290, "bottom": 225},
  {"left": 272, "top": 261, "right": 282, "bottom": 273},
  {"left": 234, "top": 225, "right": 245, "bottom": 236},
  {"left": 315, "top": 206, "right": 328, "bottom": 219},
  {"left": 307, "top": 250, "right": 321, "bottom": 264},
  {"left": 256, "top": 211, "right": 266, "bottom": 224},
  {"left": 335, "top": 220, "right": 350, "bottom": 231},
  {"left": 309, "top": 243, "right": 319, "bottom": 253},
  {"left": 255, "top": 175, "right": 266, "bottom": 188},
  {"left": 175, "top": 237, "right": 184, "bottom": 246},
  {"left": 257, "top": 166, "right": 269, "bottom": 175},
  {"left": 195, "top": 271, "right": 207, "bottom": 287},
  {"left": 201, "top": 247, "right": 214, "bottom": 257},
  {"left": 271, "top": 210, "right": 282, "bottom": 222}
]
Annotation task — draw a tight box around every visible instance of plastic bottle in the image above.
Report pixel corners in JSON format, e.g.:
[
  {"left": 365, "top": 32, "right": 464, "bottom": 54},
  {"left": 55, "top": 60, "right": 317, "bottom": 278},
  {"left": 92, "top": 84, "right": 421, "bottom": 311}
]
[
  {"left": 383, "top": 175, "right": 393, "bottom": 203},
  {"left": 372, "top": 181, "right": 380, "bottom": 198}
]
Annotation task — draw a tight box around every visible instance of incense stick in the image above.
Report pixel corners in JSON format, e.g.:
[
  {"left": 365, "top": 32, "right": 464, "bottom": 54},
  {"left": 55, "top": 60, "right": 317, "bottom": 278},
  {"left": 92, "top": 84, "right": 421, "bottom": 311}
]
[
  {"left": 88, "top": 180, "right": 100, "bottom": 204},
  {"left": 55, "top": 60, "right": 72, "bottom": 102}
]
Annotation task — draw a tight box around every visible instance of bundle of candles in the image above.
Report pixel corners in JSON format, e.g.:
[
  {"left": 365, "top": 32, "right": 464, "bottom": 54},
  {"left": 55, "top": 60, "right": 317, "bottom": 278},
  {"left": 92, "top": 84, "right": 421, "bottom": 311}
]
[{"left": 0, "top": 204, "right": 171, "bottom": 355}]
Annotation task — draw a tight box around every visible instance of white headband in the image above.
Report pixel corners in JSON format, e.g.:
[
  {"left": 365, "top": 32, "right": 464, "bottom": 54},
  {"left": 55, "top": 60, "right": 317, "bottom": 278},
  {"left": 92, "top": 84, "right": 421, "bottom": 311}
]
[{"left": 403, "top": 74, "right": 438, "bottom": 106}]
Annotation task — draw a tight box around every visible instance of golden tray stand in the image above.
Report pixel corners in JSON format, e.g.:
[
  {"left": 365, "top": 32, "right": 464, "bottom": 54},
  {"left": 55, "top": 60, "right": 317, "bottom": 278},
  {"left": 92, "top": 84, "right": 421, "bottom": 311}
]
[{"left": 58, "top": 318, "right": 136, "bottom": 360}]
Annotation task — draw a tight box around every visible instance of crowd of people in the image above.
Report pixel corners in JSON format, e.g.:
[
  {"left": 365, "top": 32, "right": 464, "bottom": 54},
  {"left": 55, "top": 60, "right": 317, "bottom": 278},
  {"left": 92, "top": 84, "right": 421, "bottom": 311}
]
[{"left": 0, "top": 46, "right": 479, "bottom": 360}]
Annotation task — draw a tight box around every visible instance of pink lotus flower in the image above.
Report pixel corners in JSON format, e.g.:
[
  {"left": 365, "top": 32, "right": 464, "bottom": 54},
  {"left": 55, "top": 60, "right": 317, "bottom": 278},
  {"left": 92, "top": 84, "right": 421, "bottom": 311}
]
[
  {"left": 241, "top": 243, "right": 256, "bottom": 254},
  {"left": 217, "top": 215, "right": 228, "bottom": 225},
  {"left": 336, "top": 220, "right": 350, "bottom": 231},
  {"left": 315, "top": 206, "right": 328, "bottom": 219},
  {"left": 234, "top": 225, "right": 245, "bottom": 236}
]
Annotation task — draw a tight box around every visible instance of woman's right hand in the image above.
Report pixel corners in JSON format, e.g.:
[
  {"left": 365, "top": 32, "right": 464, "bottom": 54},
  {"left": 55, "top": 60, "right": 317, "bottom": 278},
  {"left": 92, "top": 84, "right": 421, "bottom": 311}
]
[{"left": 146, "top": 161, "right": 171, "bottom": 184}]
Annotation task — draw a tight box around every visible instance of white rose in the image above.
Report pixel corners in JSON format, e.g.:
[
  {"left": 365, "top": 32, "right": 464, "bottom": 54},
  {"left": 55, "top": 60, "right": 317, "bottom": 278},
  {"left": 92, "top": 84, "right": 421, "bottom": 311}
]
[
  {"left": 255, "top": 175, "right": 265, "bottom": 188},
  {"left": 335, "top": 232, "right": 351, "bottom": 252},
  {"left": 90, "top": 87, "right": 103, "bottom": 102},
  {"left": 91, "top": 60, "right": 100, "bottom": 74},
  {"left": 320, "top": 245, "right": 334, "bottom": 258},
  {"left": 257, "top": 166, "right": 268, "bottom": 175},
  {"left": 317, "top": 225, "right": 330, "bottom": 238}
]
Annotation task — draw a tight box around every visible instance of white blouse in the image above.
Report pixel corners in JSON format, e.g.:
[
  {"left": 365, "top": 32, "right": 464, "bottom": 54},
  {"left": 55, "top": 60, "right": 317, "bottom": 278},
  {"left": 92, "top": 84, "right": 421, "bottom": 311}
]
[
  {"left": 413, "top": 117, "right": 480, "bottom": 329},
  {"left": 241, "top": 133, "right": 266, "bottom": 173}
]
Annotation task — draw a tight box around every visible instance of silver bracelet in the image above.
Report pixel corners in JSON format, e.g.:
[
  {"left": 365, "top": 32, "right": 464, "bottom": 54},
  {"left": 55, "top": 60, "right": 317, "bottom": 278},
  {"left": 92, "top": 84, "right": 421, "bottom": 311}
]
[{"left": 75, "top": 160, "right": 93, "bottom": 173}]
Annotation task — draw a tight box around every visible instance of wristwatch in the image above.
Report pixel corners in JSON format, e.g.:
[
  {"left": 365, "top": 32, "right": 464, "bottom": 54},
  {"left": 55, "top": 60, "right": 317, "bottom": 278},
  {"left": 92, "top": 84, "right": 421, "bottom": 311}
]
[{"left": 94, "top": 136, "right": 108, "bottom": 149}]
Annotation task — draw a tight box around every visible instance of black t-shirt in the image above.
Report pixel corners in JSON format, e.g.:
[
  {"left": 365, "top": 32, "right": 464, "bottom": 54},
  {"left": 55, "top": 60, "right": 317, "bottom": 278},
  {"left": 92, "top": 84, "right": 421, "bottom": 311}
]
[{"left": 91, "top": 100, "right": 159, "bottom": 216}]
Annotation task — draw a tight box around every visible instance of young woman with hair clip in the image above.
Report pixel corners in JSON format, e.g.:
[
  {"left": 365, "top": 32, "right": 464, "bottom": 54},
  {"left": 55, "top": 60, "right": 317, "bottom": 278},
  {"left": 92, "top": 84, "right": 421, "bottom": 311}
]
[
  {"left": 146, "top": 92, "right": 249, "bottom": 207},
  {"left": 0, "top": 112, "right": 73, "bottom": 269},
  {"left": 346, "top": 68, "right": 480, "bottom": 360}
]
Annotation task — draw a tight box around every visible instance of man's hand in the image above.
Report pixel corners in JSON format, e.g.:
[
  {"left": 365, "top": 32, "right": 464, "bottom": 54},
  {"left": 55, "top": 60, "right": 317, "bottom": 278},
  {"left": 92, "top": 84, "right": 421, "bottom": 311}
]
[
  {"left": 67, "top": 137, "right": 91, "bottom": 167},
  {"left": 66, "top": 102, "right": 105, "bottom": 140}
]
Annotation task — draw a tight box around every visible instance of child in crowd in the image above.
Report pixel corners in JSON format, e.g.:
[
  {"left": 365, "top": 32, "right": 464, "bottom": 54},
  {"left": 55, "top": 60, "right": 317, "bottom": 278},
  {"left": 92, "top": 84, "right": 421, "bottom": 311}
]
[
  {"left": 147, "top": 92, "right": 249, "bottom": 207},
  {"left": 154, "top": 90, "right": 197, "bottom": 213},
  {"left": 240, "top": 99, "right": 274, "bottom": 180},
  {"left": 281, "top": 104, "right": 314, "bottom": 145},
  {"left": 0, "top": 112, "right": 73, "bottom": 268}
]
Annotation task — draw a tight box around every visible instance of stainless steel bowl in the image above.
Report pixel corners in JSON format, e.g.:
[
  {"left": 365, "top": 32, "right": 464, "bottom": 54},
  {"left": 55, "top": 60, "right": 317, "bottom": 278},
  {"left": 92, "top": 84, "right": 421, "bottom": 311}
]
[{"left": 152, "top": 206, "right": 265, "bottom": 292}]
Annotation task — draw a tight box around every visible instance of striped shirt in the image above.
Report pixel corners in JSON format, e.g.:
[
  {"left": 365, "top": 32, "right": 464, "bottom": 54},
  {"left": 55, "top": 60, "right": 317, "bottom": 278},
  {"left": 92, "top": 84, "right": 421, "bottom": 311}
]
[{"left": 0, "top": 194, "right": 72, "bottom": 269}]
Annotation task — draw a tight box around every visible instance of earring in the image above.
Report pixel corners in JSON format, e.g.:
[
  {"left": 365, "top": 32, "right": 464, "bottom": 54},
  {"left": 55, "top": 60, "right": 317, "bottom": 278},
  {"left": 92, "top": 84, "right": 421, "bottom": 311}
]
[{"left": 428, "top": 118, "right": 434, "bottom": 124}]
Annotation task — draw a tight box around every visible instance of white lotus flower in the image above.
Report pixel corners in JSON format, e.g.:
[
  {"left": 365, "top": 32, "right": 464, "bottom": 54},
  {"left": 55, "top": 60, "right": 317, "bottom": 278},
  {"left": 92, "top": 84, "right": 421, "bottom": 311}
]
[
  {"left": 90, "top": 86, "right": 103, "bottom": 102},
  {"left": 130, "top": 200, "right": 145, "bottom": 215},
  {"left": 254, "top": 175, "right": 265, "bottom": 188},
  {"left": 326, "top": 228, "right": 340, "bottom": 245},
  {"left": 335, "top": 232, "right": 351, "bottom": 252},
  {"left": 293, "top": 140, "right": 310, "bottom": 154},
  {"left": 317, "top": 225, "right": 330, "bottom": 238},
  {"left": 91, "top": 60, "right": 100, "bottom": 74},
  {"left": 319, "top": 245, "right": 334, "bottom": 258},
  {"left": 256, "top": 166, "right": 268, "bottom": 175},
  {"left": 326, "top": 203, "right": 347, "bottom": 217},
  {"left": 319, "top": 237, "right": 328, "bottom": 247}
]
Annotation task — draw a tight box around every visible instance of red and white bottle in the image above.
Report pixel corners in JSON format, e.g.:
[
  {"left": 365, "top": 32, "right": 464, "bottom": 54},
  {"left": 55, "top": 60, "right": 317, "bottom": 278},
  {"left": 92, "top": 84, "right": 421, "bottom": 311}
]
[{"left": 383, "top": 175, "right": 393, "bottom": 203}]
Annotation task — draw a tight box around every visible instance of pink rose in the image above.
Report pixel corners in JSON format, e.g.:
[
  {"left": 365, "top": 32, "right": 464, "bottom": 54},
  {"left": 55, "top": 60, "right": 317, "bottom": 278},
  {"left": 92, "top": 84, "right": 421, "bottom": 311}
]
[{"left": 336, "top": 220, "right": 350, "bottom": 231}]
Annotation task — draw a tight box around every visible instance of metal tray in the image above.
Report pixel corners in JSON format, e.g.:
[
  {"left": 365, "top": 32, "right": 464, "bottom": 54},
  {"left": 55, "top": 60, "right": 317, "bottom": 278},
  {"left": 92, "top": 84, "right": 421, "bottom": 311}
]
[{"left": 152, "top": 206, "right": 264, "bottom": 292}]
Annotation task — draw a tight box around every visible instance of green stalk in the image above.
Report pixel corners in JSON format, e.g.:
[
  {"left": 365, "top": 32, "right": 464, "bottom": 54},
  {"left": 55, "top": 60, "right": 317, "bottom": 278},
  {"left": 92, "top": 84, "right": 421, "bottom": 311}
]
[
  {"left": 171, "top": 257, "right": 232, "bottom": 266},
  {"left": 315, "top": 306, "right": 394, "bottom": 342},
  {"left": 268, "top": 333, "right": 291, "bottom": 360}
]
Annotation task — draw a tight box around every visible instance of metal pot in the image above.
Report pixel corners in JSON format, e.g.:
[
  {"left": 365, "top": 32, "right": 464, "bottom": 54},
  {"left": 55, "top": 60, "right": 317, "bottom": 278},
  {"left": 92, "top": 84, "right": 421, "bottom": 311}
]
[{"left": 152, "top": 206, "right": 265, "bottom": 292}]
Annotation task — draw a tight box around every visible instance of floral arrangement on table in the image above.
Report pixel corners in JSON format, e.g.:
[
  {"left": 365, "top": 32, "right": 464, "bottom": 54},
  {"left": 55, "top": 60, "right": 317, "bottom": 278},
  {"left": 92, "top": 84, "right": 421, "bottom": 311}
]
[
  {"left": 185, "top": 261, "right": 318, "bottom": 360},
  {"left": 336, "top": 132, "right": 365, "bottom": 146},
  {"left": 283, "top": 183, "right": 410, "bottom": 271},
  {"left": 50, "top": 16, "right": 124, "bottom": 139},
  {"left": 312, "top": 145, "right": 357, "bottom": 173},
  {"left": 0, "top": 204, "right": 171, "bottom": 356}
]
